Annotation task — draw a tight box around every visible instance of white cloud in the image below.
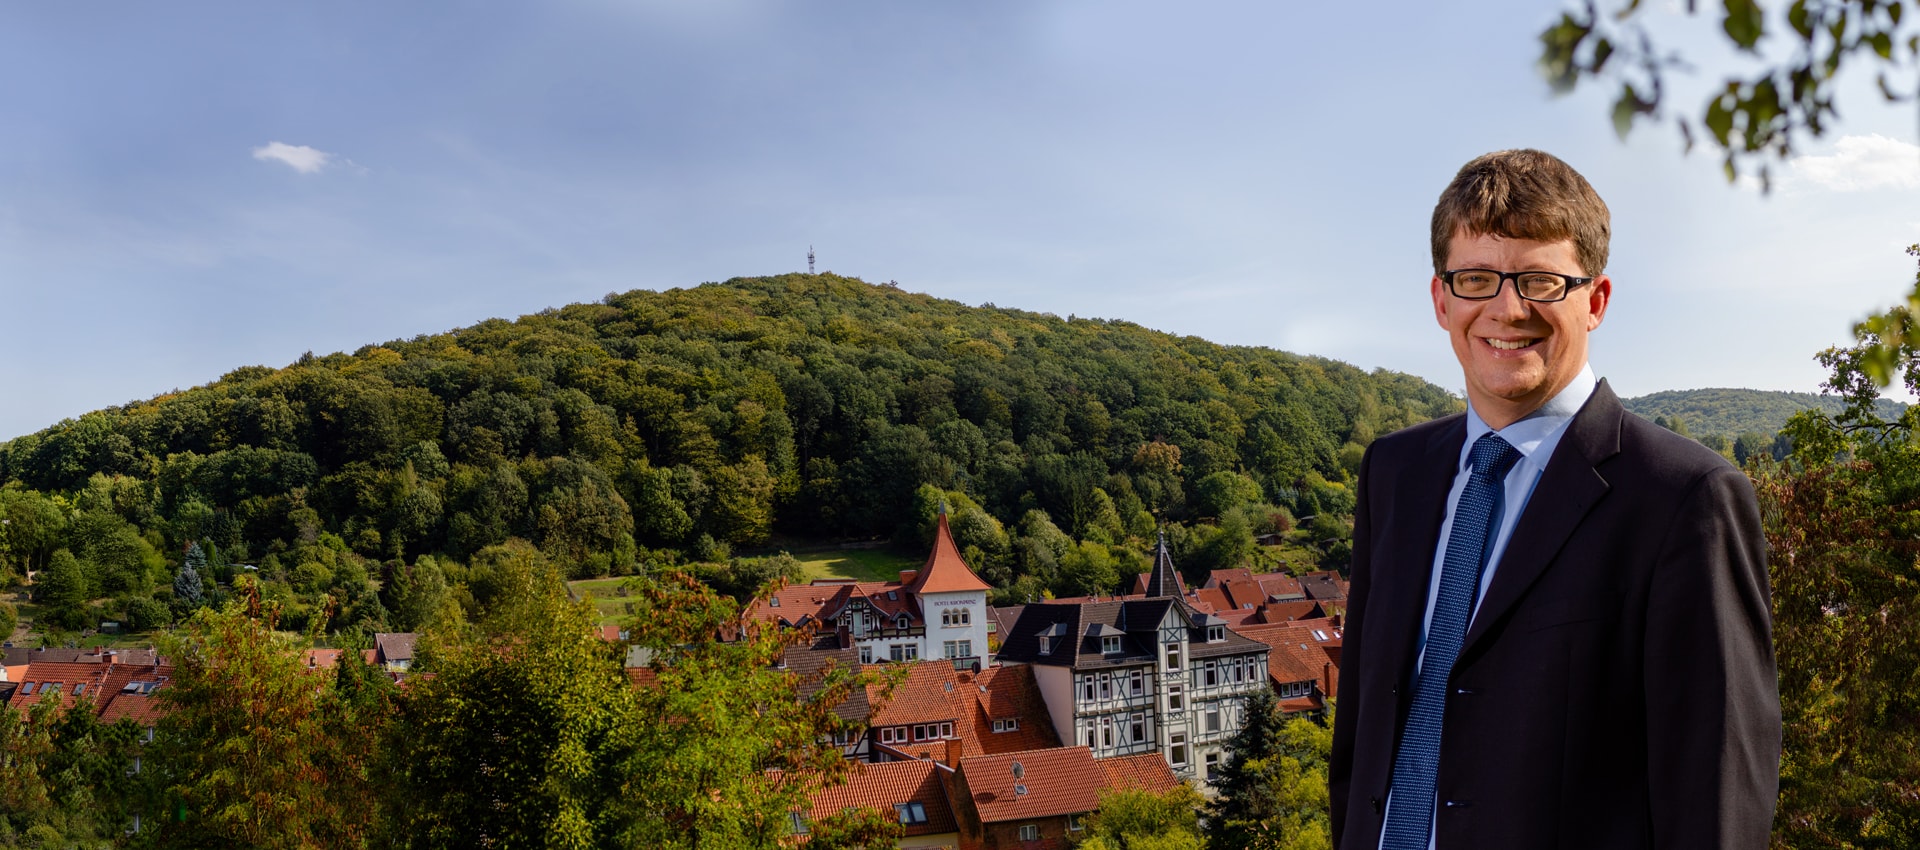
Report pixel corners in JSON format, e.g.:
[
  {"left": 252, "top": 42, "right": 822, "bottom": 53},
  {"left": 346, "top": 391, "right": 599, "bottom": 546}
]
[
  {"left": 1788, "top": 133, "right": 1920, "bottom": 191},
  {"left": 251, "top": 141, "right": 334, "bottom": 174}
]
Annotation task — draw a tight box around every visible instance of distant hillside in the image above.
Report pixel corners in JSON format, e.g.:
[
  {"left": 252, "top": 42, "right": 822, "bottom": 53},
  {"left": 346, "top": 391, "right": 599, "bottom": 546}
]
[
  {"left": 0, "top": 273, "right": 1461, "bottom": 635},
  {"left": 1622, "top": 388, "right": 1907, "bottom": 438}
]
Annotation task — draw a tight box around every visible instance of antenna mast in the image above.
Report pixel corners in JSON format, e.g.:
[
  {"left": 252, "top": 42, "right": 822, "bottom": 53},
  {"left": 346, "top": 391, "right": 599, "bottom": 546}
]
[{"left": 808, "top": 245, "right": 816, "bottom": 275}]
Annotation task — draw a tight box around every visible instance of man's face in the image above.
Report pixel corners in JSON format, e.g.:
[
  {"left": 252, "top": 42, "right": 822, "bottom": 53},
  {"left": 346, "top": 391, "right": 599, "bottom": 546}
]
[{"left": 1431, "top": 230, "right": 1610, "bottom": 429}]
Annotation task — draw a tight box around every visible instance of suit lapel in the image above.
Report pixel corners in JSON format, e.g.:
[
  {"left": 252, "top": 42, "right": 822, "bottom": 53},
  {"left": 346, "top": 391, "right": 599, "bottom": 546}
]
[
  {"left": 1460, "top": 381, "right": 1624, "bottom": 654},
  {"left": 1376, "top": 414, "right": 1467, "bottom": 691}
]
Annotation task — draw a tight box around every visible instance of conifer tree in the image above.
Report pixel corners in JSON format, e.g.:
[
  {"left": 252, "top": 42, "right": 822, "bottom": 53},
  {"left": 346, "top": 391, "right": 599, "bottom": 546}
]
[
  {"left": 174, "top": 543, "right": 205, "bottom": 607},
  {"left": 1209, "top": 688, "right": 1334, "bottom": 850}
]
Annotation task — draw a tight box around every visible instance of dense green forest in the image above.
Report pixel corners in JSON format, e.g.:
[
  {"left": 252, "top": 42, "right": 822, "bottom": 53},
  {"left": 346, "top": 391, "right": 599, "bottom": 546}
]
[
  {"left": 1622, "top": 388, "right": 1906, "bottom": 442},
  {"left": 0, "top": 274, "right": 1458, "bottom": 639}
]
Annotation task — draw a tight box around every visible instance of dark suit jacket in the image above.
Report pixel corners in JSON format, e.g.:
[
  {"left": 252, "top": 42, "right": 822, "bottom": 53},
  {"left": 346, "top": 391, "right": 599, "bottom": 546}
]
[{"left": 1329, "top": 381, "right": 1780, "bottom": 849}]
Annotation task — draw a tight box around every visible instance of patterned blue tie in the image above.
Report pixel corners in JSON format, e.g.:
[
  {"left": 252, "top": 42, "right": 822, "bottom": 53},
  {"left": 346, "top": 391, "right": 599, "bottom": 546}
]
[{"left": 1381, "top": 433, "right": 1521, "bottom": 849}]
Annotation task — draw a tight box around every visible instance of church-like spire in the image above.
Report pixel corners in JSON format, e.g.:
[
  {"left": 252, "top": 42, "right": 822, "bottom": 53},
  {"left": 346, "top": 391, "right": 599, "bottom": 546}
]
[
  {"left": 908, "top": 506, "right": 992, "bottom": 595},
  {"left": 1143, "top": 529, "right": 1186, "bottom": 599}
]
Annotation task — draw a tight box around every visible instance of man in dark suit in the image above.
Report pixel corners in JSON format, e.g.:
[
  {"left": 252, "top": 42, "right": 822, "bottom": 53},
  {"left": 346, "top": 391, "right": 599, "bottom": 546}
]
[{"left": 1328, "top": 150, "right": 1780, "bottom": 849}]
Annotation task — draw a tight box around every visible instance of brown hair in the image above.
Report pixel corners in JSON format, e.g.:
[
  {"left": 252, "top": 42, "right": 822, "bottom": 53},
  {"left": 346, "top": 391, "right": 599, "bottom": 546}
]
[{"left": 1430, "top": 149, "right": 1610, "bottom": 276}]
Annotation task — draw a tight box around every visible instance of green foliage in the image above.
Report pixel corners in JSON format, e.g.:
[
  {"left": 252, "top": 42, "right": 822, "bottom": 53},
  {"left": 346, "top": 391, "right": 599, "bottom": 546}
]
[
  {"left": 34, "top": 549, "right": 89, "bottom": 632},
  {"left": 1624, "top": 387, "right": 1903, "bottom": 449},
  {"left": 1539, "top": 1, "right": 1920, "bottom": 187},
  {"left": 1077, "top": 784, "right": 1208, "bottom": 850},
  {"left": 618, "top": 571, "right": 894, "bottom": 849},
  {"left": 1210, "top": 689, "right": 1334, "bottom": 850},
  {"left": 1195, "top": 470, "right": 1265, "bottom": 520},
  {"left": 1757, "top": 262, "right": 1920, "bottom": 847},
  {"left": 381, "top": 547, "right": 637, "bottom": 848},
  {"left": 0, "top": 599, "right": 15, "bottom": 639},
  {"left": 799, "top": 806, "right": 903, "bottom": 850},
  {"left": 147, "top": 580, "right": 392, "bottom": 849}
]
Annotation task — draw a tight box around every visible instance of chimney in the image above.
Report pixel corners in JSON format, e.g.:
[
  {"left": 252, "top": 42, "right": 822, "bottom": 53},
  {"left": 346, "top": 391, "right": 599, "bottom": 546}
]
[
  {"left": 899, "top": 570, "right": 918, "bottom": 585},
  {"left": 945, "top": 737, "right": 965, "bottom": 767}
]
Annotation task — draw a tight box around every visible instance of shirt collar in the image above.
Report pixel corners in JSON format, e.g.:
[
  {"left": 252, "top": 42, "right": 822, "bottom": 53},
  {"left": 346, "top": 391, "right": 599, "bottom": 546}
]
[{"left": 1461, "top": 363, "right": 1597, "bottom": 468}]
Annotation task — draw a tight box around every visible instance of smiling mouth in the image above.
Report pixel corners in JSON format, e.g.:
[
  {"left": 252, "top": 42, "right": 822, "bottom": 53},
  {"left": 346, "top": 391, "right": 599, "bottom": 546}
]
[{"left": 1485, "top": 338, "right": 1538, "bottom": 351}]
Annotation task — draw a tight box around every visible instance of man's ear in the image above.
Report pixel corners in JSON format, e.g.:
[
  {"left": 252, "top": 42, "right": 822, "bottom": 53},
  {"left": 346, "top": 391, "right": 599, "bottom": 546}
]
[
  {"left": 1431, "top": 275, "right": 1450, "bottom": 329},
  {"left": 1586, "top": 274, "right": 1611, "bottom": 331}
]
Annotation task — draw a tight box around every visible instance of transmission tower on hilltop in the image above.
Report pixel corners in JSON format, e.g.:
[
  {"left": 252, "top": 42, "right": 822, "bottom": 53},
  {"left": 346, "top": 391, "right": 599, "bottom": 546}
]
[{"left": 807, "top": 245, "right": 815, "bottom": 274}]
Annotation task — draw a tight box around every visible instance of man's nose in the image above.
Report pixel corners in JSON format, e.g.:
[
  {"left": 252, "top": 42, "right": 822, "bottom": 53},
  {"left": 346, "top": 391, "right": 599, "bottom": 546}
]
[{"left": 1485, "top": 280, "right": 1532, "bottom": 320}]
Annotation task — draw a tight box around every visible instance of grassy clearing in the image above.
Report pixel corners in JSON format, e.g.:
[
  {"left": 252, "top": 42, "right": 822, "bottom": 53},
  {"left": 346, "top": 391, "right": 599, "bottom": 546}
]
[
  {"left": 567, "top": 577, "right": 637, "bottom": 627},
  {"left": 794, "top": 548, "right": 919, "bottom": 583}
]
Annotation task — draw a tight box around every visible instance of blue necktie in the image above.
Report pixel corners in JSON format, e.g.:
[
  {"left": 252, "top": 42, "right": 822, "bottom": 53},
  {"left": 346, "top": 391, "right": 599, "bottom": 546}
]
[{"left": 1381, "top": 433, "right": 1521, "bottom": 849}]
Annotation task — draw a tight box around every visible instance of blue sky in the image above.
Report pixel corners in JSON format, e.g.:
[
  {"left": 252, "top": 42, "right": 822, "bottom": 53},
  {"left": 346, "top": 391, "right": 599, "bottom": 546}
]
[{"left": 2, "top": 1, "right": 1917, "bottom": 439}]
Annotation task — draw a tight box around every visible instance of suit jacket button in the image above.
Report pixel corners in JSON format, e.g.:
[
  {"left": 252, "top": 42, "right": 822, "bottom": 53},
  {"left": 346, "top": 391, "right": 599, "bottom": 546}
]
[{"left": 1371, "top": 797, "right": 1381, "bottom": 814}]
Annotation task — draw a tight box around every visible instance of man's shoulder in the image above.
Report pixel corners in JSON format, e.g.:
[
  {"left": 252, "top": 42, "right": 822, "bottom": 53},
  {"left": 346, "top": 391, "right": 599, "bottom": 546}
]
[
  {"left": 1612, "top": 410, "right": 1742, "bottom": 483},
  {"left": 1368, "top": 412, "right": 1466, "bottom": 462}
]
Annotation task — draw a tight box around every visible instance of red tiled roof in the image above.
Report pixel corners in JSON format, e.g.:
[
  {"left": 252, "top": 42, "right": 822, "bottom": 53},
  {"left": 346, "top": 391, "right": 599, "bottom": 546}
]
[
  {"left": 1236, "top": 617, "right": 1343, "bottom": 697},
  {"left": 302, "top": 649, "right": 344, "bottom": 670},
  {"left": 907, "top": 513, "right": 991, "bottom": 595},
  {"left": 7, "top": 661, "right": 172, "bottom": 725},
  {"left": 866, "top": 663, "right": 1060, "bottom": 764},
  {"left": 957, "top": 746, "right": 1104, "bottom": 823},
  {"left": 1095, "top": 752, "right": 1182, "bottom": 794},
  {"left": 803, "top": 759, "right": 957, "bottom": 837}
]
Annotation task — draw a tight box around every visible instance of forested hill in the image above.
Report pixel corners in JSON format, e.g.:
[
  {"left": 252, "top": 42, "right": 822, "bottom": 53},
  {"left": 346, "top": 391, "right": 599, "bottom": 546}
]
[
  {"left": 1621, "top": 388, "right": 1907, "bottom": 440},
  {"left": 0, "top": 274, "right": 1459, "bottom": 632}
]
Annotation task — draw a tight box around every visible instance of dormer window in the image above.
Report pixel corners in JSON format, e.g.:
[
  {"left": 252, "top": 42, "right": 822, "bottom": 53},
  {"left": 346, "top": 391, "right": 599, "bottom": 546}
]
[
  {"left": 1102, "top": 635, "right": 1122, "bottom": 655},
  {"left": 896, "top": 615, "right": 910, "bottom": 629},
  {"left": 895, "top": 802, "right": 928, "bottom": 825},
  {"left": 1208, "top": 626, "right": 1225, "bottom": 643},
  {"left": 769, "top": 597, "right": 780, "bottom": 608},
  {"left": 1038, "top": 636, "right": 1053, "bottom": 655},
  {"left": 887, "top": 591, "right": 898, "bottom": 600}
]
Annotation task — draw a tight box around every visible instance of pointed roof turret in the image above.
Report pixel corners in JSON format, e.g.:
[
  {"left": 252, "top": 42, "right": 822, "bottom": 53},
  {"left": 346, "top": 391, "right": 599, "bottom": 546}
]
[
  {"left": 1143, "top": 531, "right": 1186, "bottom": 599},
  {"left": 908, "top": 507, "right": 993, "bottom": 595}
]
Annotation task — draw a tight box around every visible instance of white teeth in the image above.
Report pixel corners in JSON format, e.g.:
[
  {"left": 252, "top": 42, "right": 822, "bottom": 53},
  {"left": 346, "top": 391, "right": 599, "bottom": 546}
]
[{"left": 1487, "top": 338, "right": 1533, "bottom": 350}]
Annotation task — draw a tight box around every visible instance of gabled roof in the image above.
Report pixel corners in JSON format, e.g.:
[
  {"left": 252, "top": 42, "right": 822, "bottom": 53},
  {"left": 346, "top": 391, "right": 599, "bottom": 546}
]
[
  {"left": 1235, "top": 616, "right": 1343, "bottom": 695},
  {"left": 7, "top": 660, "right": 172, "bottom": 724},
  {"left": 865, "top": 663, "right": 1061, "bottom": 762},
  {"left": 374, "top": 633, "right": 417, "bottom": 663},
  {"left": 906, "top": 510, "right": 992, "bottom": 595},
  {"left": 1096, "top": 752, "right": 1182, "bottom": 794},
  {"left": 783, "top": 637, "right": 870, "bottom": 723},
  {"left": 957, "top": 746, "right": 1104, "bottom": 823},
  {"left": 802, "top": 759, "right": 957, "bottom": 837}
]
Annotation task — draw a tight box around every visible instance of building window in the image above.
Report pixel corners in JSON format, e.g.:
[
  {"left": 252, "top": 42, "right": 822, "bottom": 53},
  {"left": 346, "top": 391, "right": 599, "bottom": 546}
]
[
  {"left": 914, "top": 725, "right": 930, "bottom": 742},
  {"left": 1038, "top": 636, "right": 1053, "bottom": 655},
  {"left": 1130, "top": 713, "right": 1146, "bottom": 743},
  {"left": 1313, "top": 629, "right": 1329, "bottom": 641},
  {"left": 993, "top": 717, "right": 1020, "bottom": 733},
  {"left": 1098, "top": 673, "right": 1112, "bottom": 700},
  {"left": 896, "top": 615, "right": 910, "bottom": 629},
  {"left": 943, "top": 608, "right": 971, "bottom": 626},
  {"left": 895, "top": 802, "right": 928, "bottom": 825},
  {"left": 942, "top": 721, "right": 955, "bottom": 738},
  {"left": 1169, "top": 733, "right": 1189, "bottom": 767},
  {"left": 1165, "top": 644, "right": 1181, "bottom": 670},
  {"left": 1019, "top": 824, "right": 1040, "bottom": 841},
  {"left": 1206, "top": 709, "right": 1221, "bottom": 733},
  {"left": 1205, "top": 751, "right": 1222, "bottom": 774},
  {"left": 1082, "top": 676, "right": 1096, "bottom": 702},
  {"left": 1129, "top": 669, "right": 1145, "bottom": 696},
  {"left": 1100, "top": 716, "right": 1115, "bottom": 748},
  {"left": 1102, "top": 635, "right": 1122, "bottom": 654},
  {"left": 1208, "top": 625, "right": 1225, "bottom": 642},
  {"left": 1168, "top": 685, "right": 1184, "bottom": 712},
  {"left": 1204, "top": 661, "right": 1219, "bottom": 687},
  {"left": 789, "top": 811, "right": 809, "bottom": 835},
  {"left": 859, "top": 646, "right": 873, "bottom": 664},
  {"left": 1067, "top": 813, "right": 1085, "bottom": 831},
  {"left": 888, "top": 644, "right": 918, "bottom": 662}
]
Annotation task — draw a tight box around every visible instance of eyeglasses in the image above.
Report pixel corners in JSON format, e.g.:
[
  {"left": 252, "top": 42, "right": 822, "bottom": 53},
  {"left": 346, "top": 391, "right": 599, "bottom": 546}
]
[{"left": 1440, "top": 269, "right": 1593, "bottom": 303}]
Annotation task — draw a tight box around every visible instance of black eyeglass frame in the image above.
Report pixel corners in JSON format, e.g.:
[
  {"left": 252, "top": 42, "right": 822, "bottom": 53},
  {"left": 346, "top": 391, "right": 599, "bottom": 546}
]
[{"left": 1440, "top": 269, "right": 1595, "bottom": 303}]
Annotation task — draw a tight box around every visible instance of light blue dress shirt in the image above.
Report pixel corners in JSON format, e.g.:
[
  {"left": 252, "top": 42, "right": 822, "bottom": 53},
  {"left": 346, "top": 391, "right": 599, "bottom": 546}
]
[{"left": 1380, "top": 362, "right": 1599, "bottom": 850}]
